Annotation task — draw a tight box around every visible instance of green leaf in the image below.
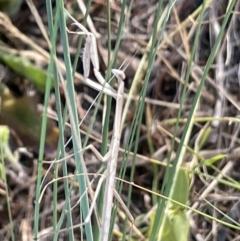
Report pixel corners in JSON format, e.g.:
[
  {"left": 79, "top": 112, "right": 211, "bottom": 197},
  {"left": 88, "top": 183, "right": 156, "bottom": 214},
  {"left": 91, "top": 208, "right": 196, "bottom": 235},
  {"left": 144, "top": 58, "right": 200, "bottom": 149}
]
[
  {"left": 199, "top": 126, "right": 212, "bottom": 150},
  {"left": 204, "top": 154, "right": 226, "bottom": 166},
  {"left": 170, "top": 168, "right": 189, "bottom": 207},
  {"left": 0, "top": 125, "right": 17, "bottom": 164},
  {"left": 148, "top": 169, "right": 190, "bottom": 241},
  {"left": 0, "top": 49, "right": 54, "bottom": 92}
]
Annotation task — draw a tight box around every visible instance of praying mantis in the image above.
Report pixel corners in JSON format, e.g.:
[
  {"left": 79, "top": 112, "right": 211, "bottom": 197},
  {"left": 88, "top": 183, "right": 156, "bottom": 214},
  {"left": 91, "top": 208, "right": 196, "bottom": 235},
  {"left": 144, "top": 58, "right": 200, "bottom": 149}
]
[{"left": 66, "top": 11, "right": 132, "bottom": 241}]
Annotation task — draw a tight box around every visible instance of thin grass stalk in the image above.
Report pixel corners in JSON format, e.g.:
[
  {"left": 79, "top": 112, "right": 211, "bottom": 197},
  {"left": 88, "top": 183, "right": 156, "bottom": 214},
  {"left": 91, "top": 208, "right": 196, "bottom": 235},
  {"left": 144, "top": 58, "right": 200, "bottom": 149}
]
[
  {"left": 71, "top": 4, "right": 112, "bottom": 237},
  {"left": 0, "top": 145, "right": 14, "bottom": 241},
  {"left": 106, "top": 0, "right": 111, "bottom": 71},
  {"left": 70, "top": 19, "right": 107, "bottom": 241},
  {"left": 45, "top": 3, "right": 77, "bottom": 239},
  {"left": 52, "top": 110, "right": 73, "bottom": 241},
  {"left": 91, "top": 3, "right": 114, "bottom": 240},
  {"left": 118, "top": 0, "right": 176, "bottom": 238},
  {"left": 101, "top": 0, "right": 128, "bottom": 154},
  {"left": 45, "top": 1, "right": 59, "bottom": 233},
  {"left": 153, "top": 0, "right": 237, "bottom": 239},
  {"left": 54, "top": 5, "right": 98, "bottom": 236},
  {"left": 158, "top": 0, "right": 213, "bottom": 51},
  {"left": 107, "top": 1, "right": 134, "bottom": 239},
  {"left": 53, "top": 211, "right": 66, "bottom": 241},
  {"left": 155, "top": 0, "right": 207, "bottom": 237},
  {"left": 151, "top": 0, "right": 208, "bottom": 238},
  {"left": 150, "top": 0, "right": 204, "bottom": 238},
  {"left": 97, "top": 1, "right": 129, "bottom": 239},
  {"left": 91, "top": 107, "right": 104, "bottom": 239},
  {"left": 135, "top": 0, "right": 178, "bottom": 236},
  {"left": 57, "top": 2, "right": 94, "bottom": 241},
  {"left": 121, "top": 2, "right": 166, "bottom": 129},
  {"left": 100, "top": 0, "right": 113, "bottom": 156},
  {"left": 33, "top": 0, "right": 58, "bottom": 238},
  {"left": 146, "top": 110, "right": 158, "bottom": 205},
  {"left": 163, "top": 0, "right": 207, "bottom": 186},
  {"left": 43, "top": 4, "right": 74, "bottom": 240},
  {"left": 97, "top": 2, "right": 127, "bottom": 240},
  {"left": 52, "top": 14, "right": 104, "bottom": 241},
  {"left": 118, "top": 10, "right": 180, "bottom": 224}
]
